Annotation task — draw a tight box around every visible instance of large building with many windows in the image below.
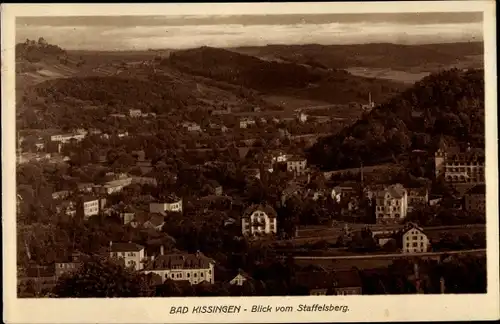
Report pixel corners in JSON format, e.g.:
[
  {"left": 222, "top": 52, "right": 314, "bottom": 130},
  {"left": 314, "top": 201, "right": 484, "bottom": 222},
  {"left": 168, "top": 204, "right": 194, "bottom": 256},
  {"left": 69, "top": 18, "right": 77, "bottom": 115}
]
[
  {"left": 402, "top": 223, "right": 430, "bottom": 254},
  {"left": 435, "top": 140, "right": 485, "bottom": 185},
  {"left": 142, "top": 252, "right": 215, "bottom": 285},
  {"left": 375, "top": 184, "right": 408, "bottom": 224}
]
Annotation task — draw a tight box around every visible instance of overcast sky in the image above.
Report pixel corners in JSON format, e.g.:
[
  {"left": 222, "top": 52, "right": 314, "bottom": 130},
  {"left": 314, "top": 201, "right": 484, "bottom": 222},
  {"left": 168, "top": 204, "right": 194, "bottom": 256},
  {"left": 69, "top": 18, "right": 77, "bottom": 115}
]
[{"left": 16, "top": 13, "right": 483, "bottom": 50}]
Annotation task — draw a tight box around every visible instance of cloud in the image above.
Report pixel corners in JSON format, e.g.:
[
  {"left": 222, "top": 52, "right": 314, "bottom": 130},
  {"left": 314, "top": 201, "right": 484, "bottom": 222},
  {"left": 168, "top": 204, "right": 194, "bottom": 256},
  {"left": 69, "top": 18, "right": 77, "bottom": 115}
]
[{"left": 16, "top": 21, "right": 483, "bottom": 50}]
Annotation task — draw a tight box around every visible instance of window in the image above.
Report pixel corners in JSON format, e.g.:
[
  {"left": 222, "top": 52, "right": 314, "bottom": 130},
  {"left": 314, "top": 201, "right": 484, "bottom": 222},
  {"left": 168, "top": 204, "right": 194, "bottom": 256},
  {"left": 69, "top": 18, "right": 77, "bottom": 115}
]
[
  {"left": 194, "top": 273, "right": 197, "bottom": 278},
  {"left": 413, "top": 242, "right": 418, "bottom": 247},
  {"left": 406, "top": 243, "right": 410, "bottom": 247},
  {"left": 187, "top": 273, "right": 190, "bottom": 278},
  {"left": 420, "top": 242, "right": 424, "bottom": 247},
  {"left": 413, "top": 236, "right": 418, "bottom": 240},
  {"left": 208, "top": 270, "right": 211, "bottom": 274},
  {"left": 171, "top": 274, "right": 174, "bottom": 278},
  {"left": 201, "top": 272, "right": 204, "bottom": 277},
  {"left": 395, "top": 213, "right": 400, "bottom": 218}
]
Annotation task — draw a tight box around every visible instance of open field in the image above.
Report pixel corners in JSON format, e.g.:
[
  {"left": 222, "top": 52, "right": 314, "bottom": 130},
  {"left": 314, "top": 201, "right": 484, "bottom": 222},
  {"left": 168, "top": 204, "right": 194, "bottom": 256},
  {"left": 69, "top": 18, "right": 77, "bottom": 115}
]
[{"left": 345, "top": 67, "right": 430, "bottom": 84}]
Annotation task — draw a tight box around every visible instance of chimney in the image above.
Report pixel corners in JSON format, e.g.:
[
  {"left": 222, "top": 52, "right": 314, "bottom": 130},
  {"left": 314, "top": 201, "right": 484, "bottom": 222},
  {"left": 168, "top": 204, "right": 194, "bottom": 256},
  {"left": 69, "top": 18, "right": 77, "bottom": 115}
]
[
  {"left": 160, "top": 245, "right": 164, "bottom": 256},
  {"left": 440, "top": 277, "right": 446, "bottom": 294}
]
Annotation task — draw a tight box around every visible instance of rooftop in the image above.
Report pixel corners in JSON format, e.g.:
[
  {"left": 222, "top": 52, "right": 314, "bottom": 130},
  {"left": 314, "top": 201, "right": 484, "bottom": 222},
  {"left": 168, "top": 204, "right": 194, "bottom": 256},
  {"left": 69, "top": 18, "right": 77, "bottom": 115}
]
[
  {"left": 242, "top": 204, "right": 278, "bottom": 219},
  {"left": 110, "top": 242, "right": 144, "bottom": 252},
  {"left": 295, "top": 269, "right": 362, "bottom": 290},
  {"left": 145, "top": 253, "right": 214, "bottom": 270}
]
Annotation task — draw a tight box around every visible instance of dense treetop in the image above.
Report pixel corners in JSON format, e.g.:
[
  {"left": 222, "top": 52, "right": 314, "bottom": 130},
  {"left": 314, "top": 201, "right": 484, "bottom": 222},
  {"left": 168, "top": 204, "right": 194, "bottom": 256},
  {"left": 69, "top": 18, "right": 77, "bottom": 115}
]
[{"left": 308, "top": 68, "right": 485, "bottom": 170}]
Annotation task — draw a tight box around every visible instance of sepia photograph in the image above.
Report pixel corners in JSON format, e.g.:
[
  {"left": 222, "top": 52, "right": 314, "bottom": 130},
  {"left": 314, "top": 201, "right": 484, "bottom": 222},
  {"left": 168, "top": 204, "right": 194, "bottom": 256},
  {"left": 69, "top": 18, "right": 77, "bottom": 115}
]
[{"left": 2, "top": 2, "right": 499, "bottom": 323}]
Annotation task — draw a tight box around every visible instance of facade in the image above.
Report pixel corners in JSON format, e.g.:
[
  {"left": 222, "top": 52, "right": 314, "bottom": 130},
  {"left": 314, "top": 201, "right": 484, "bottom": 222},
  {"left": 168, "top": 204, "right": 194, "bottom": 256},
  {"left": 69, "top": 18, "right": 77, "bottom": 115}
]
[
  {"left": 150, "top": 197, "right": 183, "bottom": 214},
  {"left": 435, "top": 141, "right": 485, "bottom": 185},
  {"left": 55, "top": 253, "right": 85, "bottom": 278},
  {"left": 402, "top": 223, "right": 429, "bottom": 254},
  {"left": 241, "top": 204, "right": 278, "bottom": 238},
  {"left": 143, "top": 252, "right": 215, "bottom": 285},
  {"left": 82, "top": 196, "right": 100, "bottom": 219},
  {"left": 464, "top": 184, "right": 486, "bottom": 213},
  {"left": 50, "top": 133, "right": 86, "bottom": 143},
  {"left": 52, "top": 190, "right": 70, "bottom": 200},
  {"left": 102, "top": 177, "right": 132, "bottom": 194},
  {"left": 286, "top": 157, "right": 307, "bottom": 176},
  {"left": 239, "top": 118, "right": 256, "bottom": 129},
  {"left": 375, "top": 184, "right": 408, "bottom": 224},
  {"left": 407, "top": 187, "right": 429, "bottom": 211},
  {"left": 229, "top": 270, "right": 252, "bottom": 286},
  {"left": 109, "top": 242, "right": 145, "bottom": 271},
  {"left": 129, "top": 109, "right": 143, "bottom": 117},
  {"left": 182, "top": 122, "right": 202, "bottom": 132}
]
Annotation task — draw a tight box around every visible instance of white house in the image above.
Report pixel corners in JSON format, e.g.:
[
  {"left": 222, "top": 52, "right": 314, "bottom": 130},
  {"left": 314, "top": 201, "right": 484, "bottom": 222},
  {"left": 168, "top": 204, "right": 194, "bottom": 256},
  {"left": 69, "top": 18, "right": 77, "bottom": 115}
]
[
  {"left": 229, "top": 270, "right": 252, "bottom": 286},
  {"left": 109, "top": 242, "right": 146, "bottom": 271},
  {"left": 82, "top": 196, "right": 100, "bottom": 220},
  {"left": 375, "top": 184, "right": 408, "bottom": 224},
  {"left": 150, "top": 196, "right": 183, "bottom": 214},
  {"left": 241, "top": 204, "right": 278, "bottom": 238},
  {"left": 402, "top": 223, "right": 430, "bottom": 254},
  {"left": 286, "top": 157, "right": 307, "bottom": 176},
  {"left": 102, "top": 177, "right": 132, "bottom": 195},
  {"left": 143, "top": 251, "right": 215, "bottom": 285}
]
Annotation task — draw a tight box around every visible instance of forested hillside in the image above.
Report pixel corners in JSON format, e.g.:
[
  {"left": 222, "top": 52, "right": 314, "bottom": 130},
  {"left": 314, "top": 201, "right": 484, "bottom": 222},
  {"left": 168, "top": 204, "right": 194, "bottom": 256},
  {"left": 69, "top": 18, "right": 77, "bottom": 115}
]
[
  {"left": 232, "top": 42, "right": 484, "bottom": 71},
  {"left": 164, "top": 46, "right": 406, "bottom": 104},
  {"left": 308, "top": 68, "right": 485, "bottom": 170}
]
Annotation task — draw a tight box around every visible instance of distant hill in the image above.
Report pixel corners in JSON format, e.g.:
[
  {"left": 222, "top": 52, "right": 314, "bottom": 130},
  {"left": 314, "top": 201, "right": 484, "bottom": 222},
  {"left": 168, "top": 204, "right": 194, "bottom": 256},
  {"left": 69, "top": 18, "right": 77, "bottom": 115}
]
[
  {"left": 231, "top": 42, "right": 484, "bottom": 71},
  {"left": 308, "top": 68, "right": 485, "bottom": 171},
  {"left": 16, "top": 38, "right": 67, "bottom": 63},
  {"left": 163, "top": 46, "right": 407, "bottom": 104}
]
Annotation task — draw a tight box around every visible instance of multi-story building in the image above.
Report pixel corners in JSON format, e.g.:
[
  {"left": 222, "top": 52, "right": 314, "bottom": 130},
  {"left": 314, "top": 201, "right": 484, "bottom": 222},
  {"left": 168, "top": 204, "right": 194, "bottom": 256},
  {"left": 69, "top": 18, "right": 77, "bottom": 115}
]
[
  {"left": 464, "top": 184, "right": 486, "bottom": 214},
  {"left": 109, "top": 242, "right": 145, "bottom": 271},
  {"left": 402, "top": 223, "right": 429, "bottom": 254},
  {"left": 286, "top": 157, "right": 308, "bottom": 176},
  {"left": 435, "top": 141, "right": 485, "bottom": 185},
  {"left": 241, "top": 204, "right": 278, "bottom": 238},
  {"left": 375, "top": 184, "right": 408, "bottom": 224},
  {"left": 149, "top": 195, "right": 183, "bottom": 214},
  {"left": 407, "top": 187, "right": 429, "bottom": 212},
  {"left": 142, "top": 251, "right": 215, "bottom": 285},
  {"left": 81, "top": 196, "right": 100, "bottom": 219}
]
